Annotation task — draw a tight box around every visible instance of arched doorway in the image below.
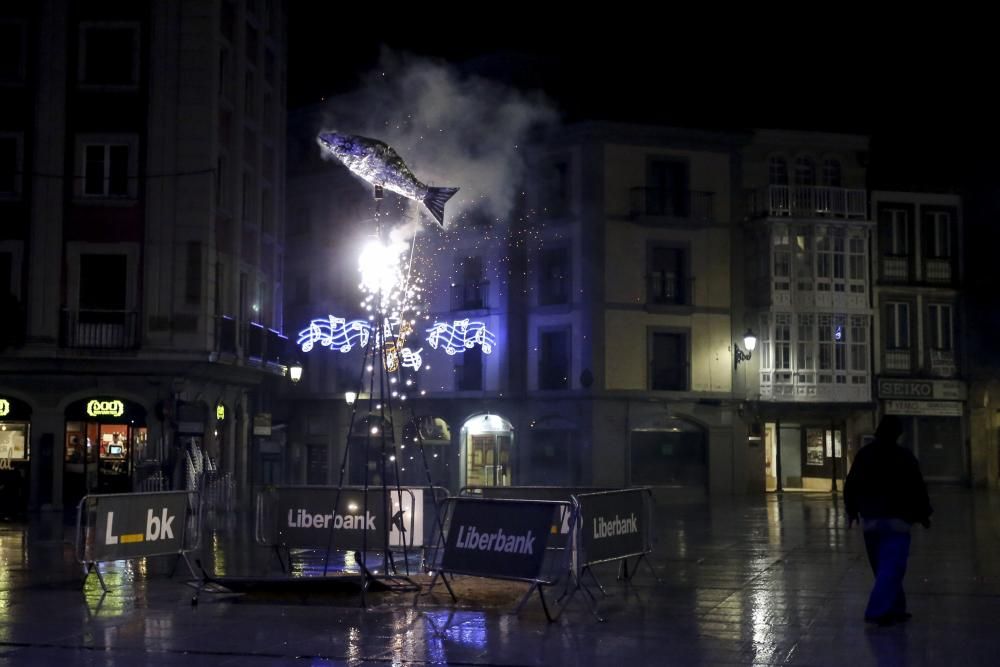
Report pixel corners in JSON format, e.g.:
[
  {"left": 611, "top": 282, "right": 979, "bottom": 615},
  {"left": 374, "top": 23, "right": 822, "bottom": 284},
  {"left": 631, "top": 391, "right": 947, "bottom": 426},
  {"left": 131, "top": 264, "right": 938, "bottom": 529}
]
[
  {"left": 629, "top": 417, "right": 707, "bottom": 489},
  {"left": 460, "top": 414, "right": 514, "bottom": 488}
]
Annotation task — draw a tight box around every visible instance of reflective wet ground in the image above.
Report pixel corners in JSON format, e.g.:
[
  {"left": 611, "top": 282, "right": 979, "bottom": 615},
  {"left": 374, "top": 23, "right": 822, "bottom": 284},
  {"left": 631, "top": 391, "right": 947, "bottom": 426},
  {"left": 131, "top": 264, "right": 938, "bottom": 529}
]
[{"left": 2, "top": 488, "right": 1000, "bottom": 665}]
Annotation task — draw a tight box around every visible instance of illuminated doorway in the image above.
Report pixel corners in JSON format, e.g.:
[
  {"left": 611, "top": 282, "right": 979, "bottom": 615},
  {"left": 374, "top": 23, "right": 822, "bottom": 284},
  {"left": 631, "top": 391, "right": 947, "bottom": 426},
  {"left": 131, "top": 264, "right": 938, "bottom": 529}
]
[{"left": 461, "top": 414, "right": 513, "bottom": 488}]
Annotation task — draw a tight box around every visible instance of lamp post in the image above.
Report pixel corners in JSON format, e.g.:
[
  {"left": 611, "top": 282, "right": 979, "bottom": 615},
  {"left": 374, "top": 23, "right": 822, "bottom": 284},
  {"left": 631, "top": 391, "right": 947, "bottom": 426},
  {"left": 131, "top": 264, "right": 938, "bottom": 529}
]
[{"left": 734, "top": 328, "right": 757, "bottom": 369}]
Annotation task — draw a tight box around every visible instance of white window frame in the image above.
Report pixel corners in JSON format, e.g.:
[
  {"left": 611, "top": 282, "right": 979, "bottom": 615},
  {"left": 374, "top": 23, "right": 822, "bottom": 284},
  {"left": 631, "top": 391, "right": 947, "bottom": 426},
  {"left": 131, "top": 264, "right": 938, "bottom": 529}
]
[
  {"left": 847, "top": 231, "right": 866, "bottom": 293},
  {"left": 850, "top": 315, "right": 868, "bottom": 372},
  {"left": 929, "top": 211, "right": 952, "bottom": 258},
  {"left": 76, "top": 134, "right": 139, "bottom": 200},
  {"left": 928, "top": 303, "right": 953, "bottom": 351},
  {"left": 0, "top": 131, "right": 23, "bottom": 198},
  {"left": 886, "top": 302, "right": 910, "bottom": 350},
  {"left": 77, "top": 21, "right": 140, "bottom": 90},
  {"left": 768, "top": 155, "right": 788, "bottom": 185},
  {"left": 886, "top": 209, "right": 909, "bottom": 255},
  {"left": 821, "top": 158, "right": 842, "bottom": 187}
]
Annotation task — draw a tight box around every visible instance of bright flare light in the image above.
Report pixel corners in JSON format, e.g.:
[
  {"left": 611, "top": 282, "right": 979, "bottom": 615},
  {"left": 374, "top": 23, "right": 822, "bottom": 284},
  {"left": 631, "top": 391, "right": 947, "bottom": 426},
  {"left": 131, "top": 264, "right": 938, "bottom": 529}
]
[{"left": 358, "top": 239, "right": 407, "bottom": 305}]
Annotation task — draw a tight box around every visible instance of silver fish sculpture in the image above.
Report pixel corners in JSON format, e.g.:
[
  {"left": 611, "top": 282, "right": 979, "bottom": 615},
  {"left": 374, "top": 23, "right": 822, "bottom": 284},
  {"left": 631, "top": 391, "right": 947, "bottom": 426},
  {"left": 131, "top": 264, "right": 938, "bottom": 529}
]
[{"left": 316, "top": 131, "right": 459, "bottom": 227}]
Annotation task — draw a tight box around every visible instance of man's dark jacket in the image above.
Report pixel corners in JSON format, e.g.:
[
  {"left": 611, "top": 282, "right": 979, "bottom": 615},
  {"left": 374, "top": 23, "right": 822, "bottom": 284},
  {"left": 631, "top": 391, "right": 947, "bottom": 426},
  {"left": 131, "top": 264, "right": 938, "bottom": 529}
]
[{"left": 844, "top": 440, "right": 932, "bottom": 525}]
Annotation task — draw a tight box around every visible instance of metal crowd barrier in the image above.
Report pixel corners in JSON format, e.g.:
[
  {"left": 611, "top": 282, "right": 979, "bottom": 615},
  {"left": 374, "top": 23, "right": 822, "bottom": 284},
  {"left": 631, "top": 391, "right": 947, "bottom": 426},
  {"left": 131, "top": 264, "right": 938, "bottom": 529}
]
[
  {"left": 424, "top": 496, "right": 576, "bottom": 622},
  {"left": 561, "top": 487, "right": 660, "bottom": 621},
  {"left": 254, "top": 485, "right": 449, "bottom": 575},
  {"left": 75, "top": 489, "right": 201, "bottom": 592}
]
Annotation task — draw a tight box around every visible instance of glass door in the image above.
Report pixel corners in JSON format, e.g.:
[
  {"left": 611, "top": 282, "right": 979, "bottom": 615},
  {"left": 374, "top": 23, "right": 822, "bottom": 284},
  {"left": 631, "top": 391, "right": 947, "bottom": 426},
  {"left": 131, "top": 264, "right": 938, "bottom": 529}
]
[{"left": 466, "top": 434, "right": 513, "bottom": 487}]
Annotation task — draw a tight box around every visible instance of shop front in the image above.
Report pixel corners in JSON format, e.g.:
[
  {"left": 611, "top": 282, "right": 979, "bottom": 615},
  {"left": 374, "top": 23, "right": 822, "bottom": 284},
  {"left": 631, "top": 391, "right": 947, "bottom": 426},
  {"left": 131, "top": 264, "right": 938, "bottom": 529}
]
[
  {"left": 878, "top": 378, "right": 967, "bottom": 482},
  {"left": 63, "top": 397, "right": 148, "bottom": 508},
  {"left": 0, "top": 396, "right": 31, "bottom": 520}
]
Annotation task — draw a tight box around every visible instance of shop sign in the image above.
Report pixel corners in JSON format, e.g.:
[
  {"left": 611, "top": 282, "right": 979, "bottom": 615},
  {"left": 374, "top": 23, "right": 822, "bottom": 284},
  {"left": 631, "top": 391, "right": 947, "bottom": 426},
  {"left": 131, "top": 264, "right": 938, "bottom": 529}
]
[
  {"left": 878, "top": 379, "right": 967, "bottom": 401},
  {"left": 0, "top": 399, "right": 9, "bottom": 417},
  {"left": 884, "top": 400, "right": 964, "bottom": 417},
  {"left": 253, "top": 413, "right": 271, "bottom": 436},
  {"left": 92, "top": 491, "right": 189, "bottom": 561},
  {"left": 216, "top": 404, "right": 225, "bottom": 421},
  {"left": 87, "top": 399, "right": 125, "bottom": 418}
]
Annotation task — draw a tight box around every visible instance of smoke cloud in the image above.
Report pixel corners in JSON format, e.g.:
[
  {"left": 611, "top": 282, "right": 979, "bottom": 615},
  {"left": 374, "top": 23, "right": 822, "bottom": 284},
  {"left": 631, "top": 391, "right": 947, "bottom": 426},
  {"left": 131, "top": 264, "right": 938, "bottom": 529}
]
[{"left": 318, "top": 48, "right": 559, "bottom": 231}]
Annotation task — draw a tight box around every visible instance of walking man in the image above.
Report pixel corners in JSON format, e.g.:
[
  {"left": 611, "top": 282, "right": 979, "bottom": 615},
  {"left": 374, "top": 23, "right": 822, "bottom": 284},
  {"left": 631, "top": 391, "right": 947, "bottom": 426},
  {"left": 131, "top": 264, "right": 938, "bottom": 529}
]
[{"left": 845, "top": 415, "right": 932, "bottom": 626}]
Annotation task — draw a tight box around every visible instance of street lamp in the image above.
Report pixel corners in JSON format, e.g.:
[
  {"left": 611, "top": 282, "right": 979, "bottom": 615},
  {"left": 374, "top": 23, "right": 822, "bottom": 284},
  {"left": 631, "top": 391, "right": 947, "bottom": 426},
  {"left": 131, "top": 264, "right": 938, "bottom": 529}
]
[
  {"left": 734, "top": 328, "right": 757, "bottom": 369},
  {"left": 289, "top": 360, "right": 303, "bottom": 384},
  {"left": 345, "top": 391, "right": 357, "bottom": 405}
]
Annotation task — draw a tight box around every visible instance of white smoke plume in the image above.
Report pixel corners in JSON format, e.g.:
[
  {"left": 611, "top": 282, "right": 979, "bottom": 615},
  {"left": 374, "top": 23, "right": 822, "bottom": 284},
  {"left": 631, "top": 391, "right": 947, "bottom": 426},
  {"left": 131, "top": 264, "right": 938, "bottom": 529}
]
[{"left": 318, "top": 48, "right": 558, "bottom": 231}]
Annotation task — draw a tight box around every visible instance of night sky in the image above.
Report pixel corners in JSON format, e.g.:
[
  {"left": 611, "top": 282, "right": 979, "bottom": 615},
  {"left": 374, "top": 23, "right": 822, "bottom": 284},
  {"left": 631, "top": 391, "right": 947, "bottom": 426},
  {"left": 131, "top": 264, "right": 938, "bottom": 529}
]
[{"left": 288, "top": 15, "right": 998, "bottom": 360}]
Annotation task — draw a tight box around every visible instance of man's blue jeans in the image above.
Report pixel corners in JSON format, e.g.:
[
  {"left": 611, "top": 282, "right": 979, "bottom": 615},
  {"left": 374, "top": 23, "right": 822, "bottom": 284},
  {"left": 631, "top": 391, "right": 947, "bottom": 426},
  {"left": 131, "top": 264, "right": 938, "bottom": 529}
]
[{"left": 862, "top": 518, "right": 912, "bottom": 620}]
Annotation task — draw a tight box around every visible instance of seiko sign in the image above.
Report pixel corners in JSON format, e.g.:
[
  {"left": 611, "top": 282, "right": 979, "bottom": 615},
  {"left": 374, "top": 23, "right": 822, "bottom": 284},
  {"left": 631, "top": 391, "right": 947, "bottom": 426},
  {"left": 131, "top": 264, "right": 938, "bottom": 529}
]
[
  {"left": 877, "top": 379, "right": 966, "bottom": 401},
  {"left": 87, "top": 399, "right": 125, "bottom": 418}
]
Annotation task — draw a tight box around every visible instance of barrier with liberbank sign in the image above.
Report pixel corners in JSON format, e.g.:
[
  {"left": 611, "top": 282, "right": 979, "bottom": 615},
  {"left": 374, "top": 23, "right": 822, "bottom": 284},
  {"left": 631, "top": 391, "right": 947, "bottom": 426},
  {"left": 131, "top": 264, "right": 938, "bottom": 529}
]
[
  {"left": 255, "top": 485, "right": 448, "bottom": 575},
  {"left": 425, "top": 496, "right": 573, "bottom": 621},
  {"left": 76, "top": 490, "right": 199, "bottom": 592},
  {"left": 561, "top": 487, "right": 659, "bottom": 621}
]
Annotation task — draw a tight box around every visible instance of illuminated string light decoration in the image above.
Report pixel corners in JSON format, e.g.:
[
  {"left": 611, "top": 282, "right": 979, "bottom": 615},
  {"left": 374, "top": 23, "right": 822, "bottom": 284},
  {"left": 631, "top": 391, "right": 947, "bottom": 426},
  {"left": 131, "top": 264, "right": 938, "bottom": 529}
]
[
  {"left": 425, "top": 319, "right": 496, "bottom": 355},
  {"left": 297, "top": 316, "right": 371, "bottom": 352},
  {"left": 296, "top": 314, "right": 496, "bottom": 367}
]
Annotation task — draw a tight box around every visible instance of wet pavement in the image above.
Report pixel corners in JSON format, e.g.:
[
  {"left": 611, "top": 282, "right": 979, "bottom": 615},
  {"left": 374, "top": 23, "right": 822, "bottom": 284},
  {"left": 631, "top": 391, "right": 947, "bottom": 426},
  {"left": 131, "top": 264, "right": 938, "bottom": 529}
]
[{"left": 2, "top": 488, "right": 1000, "bottom": 665}]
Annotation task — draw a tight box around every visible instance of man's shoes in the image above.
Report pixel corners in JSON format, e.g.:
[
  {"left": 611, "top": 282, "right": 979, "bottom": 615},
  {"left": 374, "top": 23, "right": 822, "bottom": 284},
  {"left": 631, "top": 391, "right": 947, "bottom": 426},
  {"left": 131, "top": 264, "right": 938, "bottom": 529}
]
[{"left": 865, "top": 612, "right": 911, "bottom": 627}]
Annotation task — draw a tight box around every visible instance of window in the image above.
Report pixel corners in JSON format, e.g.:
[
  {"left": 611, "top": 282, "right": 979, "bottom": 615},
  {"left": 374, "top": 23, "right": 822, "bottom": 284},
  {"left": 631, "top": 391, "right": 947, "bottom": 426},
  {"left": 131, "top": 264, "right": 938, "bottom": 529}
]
[
  {"left": 82, "top": 143, "right": 131, "bottom": 197},
  {"left": 543, "top": 159, "right": 570, "bottom": 215},
  {"left": 796, "top": 314, "right": 815, "bottom": 374},
  {"left": 216, "top": 154, "right": 228, "bottom": 208},
  {"left": 539, "top": 328, "right": 570, "bottom": 390},
  {"left": 646, "top": 158, "right": 689, "bottom": 217},
  {"left": 884, "top": 208, "right": 909, "bottom": 255},
  {"left": 793, "top": 227, "right": 812, "bottom": 291},
  {"left": 219, "top": 48, "right": 233, "bottom": 100},
  {"left": 650, "top": 331, "right": 687, "bottom": 391},
  {"left": 848, "top": 234, "right": 866, "bottom": 292},
  {"left": 816, "top": 228, "right": 831, "bottom": 290},
  {"left": 831, "top": 229, "right": 846, "bottom": 292},
  {"left": 0, "top": 21, "right": 26, "bottom": 83},
  {"left": 773, "top": 226, "right": 790, "bottom": 291},
  {"left": 768, "top": 156, "right": 788, "bottom": 185},
  {"left": 794, "top": 156, "right": 816, "bottom": 186},
  {"left": 456, "top": 347, "right": 483, "bottom": 391},
  {"left": 0, "top": 134, "right": 21, "bottom": 196},
  {"left": 818, "top": 314, "right": 833, "bottom": 374},
  {"left": 185, "top": 242, "right": 202, "bottom": 305},
  {"left": 886, "top": 302, "right": 910, "bottom": 349},
  {"left": 822, "top": 158, "right": 842, "bottom": 187},
  {"left": 850, "top": 315, "right": 867, "bottom": 371},
  {"left": 245, "top": 71, "right": 256, "bottom": 117},
  {"left": 774, "top": 314, "right": 791, "bottom": 372},
  {"left": 927, "top": 211, "right": 952, "bottom": 258},
  {"left": 759, "top": 314, "right": 771, "bottom": 372},
  {"left": 80, "top": 254, "right": 127, "bottom": 314},
  {"left": 78, "top": 23, "right": 139, "bottom": 87},
  {"left": 538, "top": 246, "right": 570, "bottom": 306},
  {"left": 242, "top": 171, "right": 256, "bottom": 223},
  {"left": 453, "top": 256, "right": 486, "bottom": 310},
  {"left": 928, "top": 304, "right": 953, "bottom": 351},
  {"left": 649, "top": 245, "right": 687, "bottom": 305}
]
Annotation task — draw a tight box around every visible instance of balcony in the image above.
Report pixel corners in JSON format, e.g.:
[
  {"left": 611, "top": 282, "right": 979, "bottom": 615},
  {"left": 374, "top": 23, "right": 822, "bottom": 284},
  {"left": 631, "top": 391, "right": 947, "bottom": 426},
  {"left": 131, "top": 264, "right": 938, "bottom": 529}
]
[
  {"left": 451, "top": 280, "right": 490, "bottom": 311},
  {"left": 750, "top": 185, "right": 867, "bottom": 219},
  {"left": 881, "top": 257, "right": 910, "bottom": 282},
  {"left": 61, "top": 309, "right": 139, "bottom": 350},
  {"left": 925, "top": 258, "right": 953, "bottom": 284},
  {"left": 929, "top": 349, "right": 957, "bottom": 377},
  {"left": 629, "top": 188, "right": 713, "bottom": 223},
  {"left": 884, "top": 349, "right": 912, "bottom": 372}
]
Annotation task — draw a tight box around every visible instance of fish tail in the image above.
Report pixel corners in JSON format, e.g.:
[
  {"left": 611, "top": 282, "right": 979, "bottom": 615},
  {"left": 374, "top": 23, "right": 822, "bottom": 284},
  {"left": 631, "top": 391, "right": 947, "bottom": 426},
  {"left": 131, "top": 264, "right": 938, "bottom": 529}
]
[{"left": 423, "top": 187, "right": 459, "bottom": 227}]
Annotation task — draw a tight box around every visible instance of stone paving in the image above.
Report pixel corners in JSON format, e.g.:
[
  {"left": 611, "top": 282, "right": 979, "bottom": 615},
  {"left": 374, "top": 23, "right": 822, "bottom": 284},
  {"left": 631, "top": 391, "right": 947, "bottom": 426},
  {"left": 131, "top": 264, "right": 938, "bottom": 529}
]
[{"left": 2, "top": 488, "right": 1000, "bottom": 665}]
